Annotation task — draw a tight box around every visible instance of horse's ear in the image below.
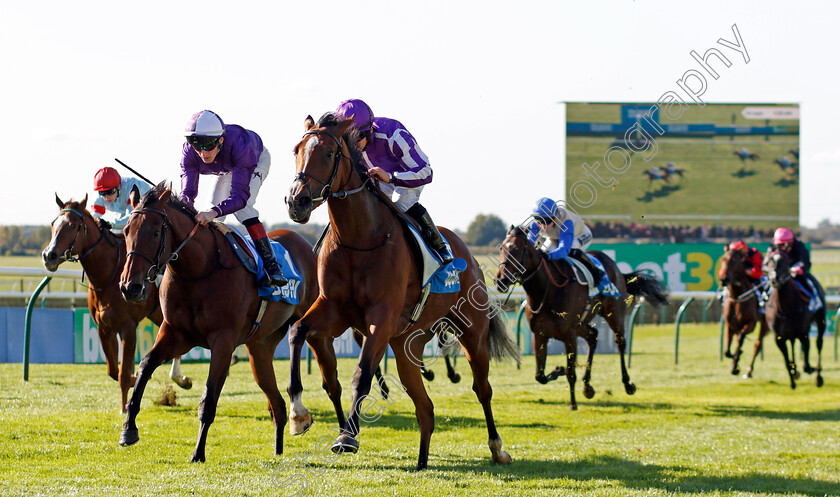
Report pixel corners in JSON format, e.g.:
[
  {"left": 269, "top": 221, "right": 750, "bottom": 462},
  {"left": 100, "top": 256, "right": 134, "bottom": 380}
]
[
  {"left": 155, "top": 182, "right": 171, "bottom": 204},
  {"left": 336, "top": 117, "right": 355, "bottom": 137},
  {"left": 55, "top": 193, "right": 64, "bottom": 208},
  {"left": 128, "top": 184, "right": 141, "bottom": 210},
  {"left": 304, "top": 115, "right": 315, "bottom": 131},
  {"left": 80, "top": 194, "right": 88, "bottom": 210}
]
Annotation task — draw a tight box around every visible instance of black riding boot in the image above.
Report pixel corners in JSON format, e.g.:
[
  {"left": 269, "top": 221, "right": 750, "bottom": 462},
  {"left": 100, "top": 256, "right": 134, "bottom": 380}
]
[
  {"left": 254, "top": 237, "right": 288, "bottom": 287},
  {"left": 569, "top": 248, "right": 604, "bottom": 284},
  {"left": 407, "top": 203, "right": 454, "bottom": 264}
]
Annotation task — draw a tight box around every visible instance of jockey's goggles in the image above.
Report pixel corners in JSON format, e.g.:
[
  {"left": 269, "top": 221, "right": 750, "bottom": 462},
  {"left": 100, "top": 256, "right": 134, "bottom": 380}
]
[
  {"left": 98, "top": 187, "right": 118, "bottom": 197},
  {"left": 187, "top": 135, "right": 221, "bottom": 151}
]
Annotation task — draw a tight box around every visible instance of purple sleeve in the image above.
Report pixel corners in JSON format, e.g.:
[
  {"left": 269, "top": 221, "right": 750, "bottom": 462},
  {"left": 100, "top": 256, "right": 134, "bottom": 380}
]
[
  {"left": 179, "top": 144, "right": 200, "bottom": 206},
  {"left": 214, "top": 133, "right": 259, "bottom": 216},
  {"left": 388, "top": 127, "right": 433, "bottom": 188}
]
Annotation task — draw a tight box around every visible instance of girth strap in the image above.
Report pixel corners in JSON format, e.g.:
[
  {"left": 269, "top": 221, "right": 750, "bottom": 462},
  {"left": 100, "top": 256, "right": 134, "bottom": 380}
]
[{"left": 244, "top": 299, "right": 270, "bottom": 343}]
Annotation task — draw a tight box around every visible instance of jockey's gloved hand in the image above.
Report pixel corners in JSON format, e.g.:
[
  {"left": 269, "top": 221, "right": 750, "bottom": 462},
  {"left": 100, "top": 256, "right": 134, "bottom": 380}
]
[{"left": 790, "top": 265, "right": 804, "bottom": 277}]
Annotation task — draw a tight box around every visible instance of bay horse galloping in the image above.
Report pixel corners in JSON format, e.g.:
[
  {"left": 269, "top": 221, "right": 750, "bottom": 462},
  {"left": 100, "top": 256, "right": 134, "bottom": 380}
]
[
  {"left": 719, "top": 246, "right": 769, "bottom": 378},
  {"left": 763, "top": 250, "right": 827, "bottom": 389},
  {"left": 42, "top": 195, "right": 192, "bottom": 413},
  {"left": 286, "top": 114, "right": 520, "bottom": 470},
  {"left": 117, "top": 184, "right": 341, "bottom": 462},
  {"left": 494, "top": 226, "right": 668, "bottom": 409}
]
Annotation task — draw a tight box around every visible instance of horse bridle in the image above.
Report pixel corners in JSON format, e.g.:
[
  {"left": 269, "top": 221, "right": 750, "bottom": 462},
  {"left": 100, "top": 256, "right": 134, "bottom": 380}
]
[
  {"left": 51, "top": 208, "right": 106, "bottom": 263},
  {"left": 721, "top": 250, "right": 760, "bottom": 303},
  {"left": 766, "top": 250, "right": 792, "bottom": 287},
  {"left": 295, "top": 129, "right": 369, "bottom": 203},
  {"left": 499, "top": 229, "right": 541, "bottom": 285},
  {"left": 125, "top": 207, "right": 201, "bottom": 282}
]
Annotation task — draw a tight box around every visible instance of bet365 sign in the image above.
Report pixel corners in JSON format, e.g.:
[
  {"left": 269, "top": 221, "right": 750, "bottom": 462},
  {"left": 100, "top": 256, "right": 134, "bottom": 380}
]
[
  {"left": 72, "top": 309, "right": 214, "bottom": 364},
  {"left": 591, "top": 243, "right": 770, "bottom": 292}
]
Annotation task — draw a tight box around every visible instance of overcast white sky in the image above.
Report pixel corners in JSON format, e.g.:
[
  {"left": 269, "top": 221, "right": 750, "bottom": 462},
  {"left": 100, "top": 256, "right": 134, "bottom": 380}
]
[{"left": 1, "top": 1, "right": 837, "bottom": 230}]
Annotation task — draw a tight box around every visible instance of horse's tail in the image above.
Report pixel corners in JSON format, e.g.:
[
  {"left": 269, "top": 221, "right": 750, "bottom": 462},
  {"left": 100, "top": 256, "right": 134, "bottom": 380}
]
[
  {"left": 487, "top": 313, "right": 521, "bottom": 365},
  {"left": 624, "top": 271, "right": 669, "bottom": 307}
]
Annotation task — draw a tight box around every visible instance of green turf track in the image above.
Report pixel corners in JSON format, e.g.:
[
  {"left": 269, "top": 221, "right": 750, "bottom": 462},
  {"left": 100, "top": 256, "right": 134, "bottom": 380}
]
[{"left": 1, "top": 323, "right": 838, "bottom": 496}]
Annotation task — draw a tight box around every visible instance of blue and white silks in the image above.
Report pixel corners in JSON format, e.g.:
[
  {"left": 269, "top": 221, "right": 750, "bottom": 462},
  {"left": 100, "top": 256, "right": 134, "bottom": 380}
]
[{"left": 529, "top": 220, "right": 620, "bottom": 298}]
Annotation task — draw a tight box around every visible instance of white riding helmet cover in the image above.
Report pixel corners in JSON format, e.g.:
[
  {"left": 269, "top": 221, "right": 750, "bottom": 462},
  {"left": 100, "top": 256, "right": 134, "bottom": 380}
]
[{"left": 185, "top": 110, "right": 225, "bottom": 137}]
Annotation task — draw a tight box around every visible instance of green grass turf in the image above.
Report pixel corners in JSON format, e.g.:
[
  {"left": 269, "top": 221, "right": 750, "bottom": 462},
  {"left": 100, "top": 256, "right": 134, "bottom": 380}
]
[{"left": 1, "top": 323, "right": 838, "bottom": 496}]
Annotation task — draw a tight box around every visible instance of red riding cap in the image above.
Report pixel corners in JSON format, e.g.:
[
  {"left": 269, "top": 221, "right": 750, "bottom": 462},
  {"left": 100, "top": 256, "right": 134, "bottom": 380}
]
[
  {"left": 94, "top": 167, "right": 121, "bottom": 191},
  {"left": 729, "top": 241, "right": 748, "bottom": 253}
]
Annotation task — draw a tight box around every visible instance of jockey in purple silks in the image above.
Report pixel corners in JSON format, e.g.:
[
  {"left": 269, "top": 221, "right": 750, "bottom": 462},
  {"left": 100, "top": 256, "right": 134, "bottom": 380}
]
[
  {"left": 334, "top": 99, "right": 453, "bottom": 264},
  {"left": 180, "top": 109, "right": 287, "bottom": 287}
]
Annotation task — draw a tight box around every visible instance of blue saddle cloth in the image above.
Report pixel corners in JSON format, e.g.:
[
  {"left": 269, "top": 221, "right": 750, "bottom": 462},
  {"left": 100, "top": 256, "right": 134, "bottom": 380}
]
[
  {"left": 403, "top": 222, "right": 466, "bottom": 294},
  {"left": 793, "top": 279, "right": 823, "bottom": 312},
  {"left": 583, "top": 254, "right": 621, "bottom": 298},
  {"left": 224, "top": 226, "right": 302, "bottom": 304}
]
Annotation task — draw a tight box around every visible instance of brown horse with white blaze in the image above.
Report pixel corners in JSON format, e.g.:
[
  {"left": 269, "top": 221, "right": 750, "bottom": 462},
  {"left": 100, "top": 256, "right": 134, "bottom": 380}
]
[
  {"left": 286, "top": 113, "right": 520, "bottom": 470},
  {"left": 117, "top": 183, "right": 344, "bottom": 462},
  {"left": 42, "top": 195, "right": 192, "bottom": 412}
]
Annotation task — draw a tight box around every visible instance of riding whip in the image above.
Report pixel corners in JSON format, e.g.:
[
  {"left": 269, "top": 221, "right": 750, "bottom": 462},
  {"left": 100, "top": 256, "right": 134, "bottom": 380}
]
[{"left": 114, "top": 158, "right": 156, "bottom": 186}]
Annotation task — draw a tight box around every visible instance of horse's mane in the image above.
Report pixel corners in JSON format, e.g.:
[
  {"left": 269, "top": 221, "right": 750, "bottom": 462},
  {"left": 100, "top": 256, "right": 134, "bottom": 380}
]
[
  {"left": 316, "top": 112, "right": 369, "bottom": 183},
  {"left": 315, "top": 112, "right": 413, "bottom": 219},
  {"left": 62, "top": 200, "right": 121, "bottom": 243},
  {"left": 140, "top": 182, "right": 199, "bottom": 219}
]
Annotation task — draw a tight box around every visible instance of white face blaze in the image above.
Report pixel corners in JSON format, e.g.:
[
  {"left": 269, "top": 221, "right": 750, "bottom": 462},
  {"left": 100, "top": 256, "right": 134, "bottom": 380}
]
[
  {"left": 303, "top": 135, "right": 320, "bottom": 166},
  {"left": 46, "top": 216, "right": 72, "bottom": 255}
]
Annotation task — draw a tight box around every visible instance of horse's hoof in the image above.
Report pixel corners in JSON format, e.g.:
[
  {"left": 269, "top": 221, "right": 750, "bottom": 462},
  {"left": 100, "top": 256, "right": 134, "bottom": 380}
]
[
  {"left": 190, "top": 452, "right": 206, "bottom": 463},
  {"left": 492, "top": 450, "right": 512, "bottom": 464},
  {"left": 422, "top": 369, "right": 435, "bottom": 381},
  {"left": 731, "top": 367, "right": 740, "bottom": 376},
  {"left": 793, "top": 371, "right": 801, "bottom": 380},
  {"left": 119, "top": 429, "right": 139, "bottom": 447},
  {"left": 449, "top": 373, "right": 461, "bottom": 384},
  {"left": 790, "top": 382, "right": 797, "bottom": 390},
  {"left": 174, "top": 376, "right": 193, "bottom": 390},
  {"left": 804, "top": 366, "right": 815, "bottom": 374},
  {"left": 379, "top": 383, "right": 390, "bottom": 401},
  {"left": 625, "top": 382, "right": 637, "bottom": 395},
  {"left": 289, "top": 411, "right": 313, "bottom": 436},
  {"left": 583, "top": 384, "right": 596, "bottom": 399},
  {"left": 724, "top": 351, "right": 733, "bottom": 358},
  {"left": 816, "top": 375, "right": 824, "bottom": 387},
  {"left": 569, "top": 403, "right": 577, "bottom": 411},
  {"left": 331, "top": 434, "right": 359, "bottom": 454}
]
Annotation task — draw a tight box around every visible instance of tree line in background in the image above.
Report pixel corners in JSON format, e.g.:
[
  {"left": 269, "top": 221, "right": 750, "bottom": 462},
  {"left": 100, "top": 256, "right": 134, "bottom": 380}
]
[
  {"left": 1, "top": 216, "right": 838, "bottom": 256},
  {"left": 0, "top": 226, "right": 52, "bottom": 256}
]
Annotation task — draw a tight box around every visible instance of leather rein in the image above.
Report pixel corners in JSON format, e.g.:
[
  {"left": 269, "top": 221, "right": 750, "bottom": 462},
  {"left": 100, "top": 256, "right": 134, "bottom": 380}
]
[
  {"left": 125, "top": 207, "right": 203, "bottom": 282},
  {"left": 295, "top": 128, "right": 395, "bottom": 252},
  {"left": 52, "top": 208, "right": 119, "bottom": 292}
]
